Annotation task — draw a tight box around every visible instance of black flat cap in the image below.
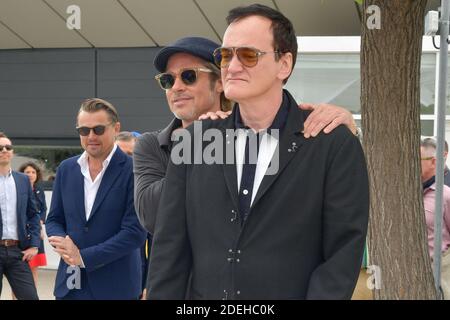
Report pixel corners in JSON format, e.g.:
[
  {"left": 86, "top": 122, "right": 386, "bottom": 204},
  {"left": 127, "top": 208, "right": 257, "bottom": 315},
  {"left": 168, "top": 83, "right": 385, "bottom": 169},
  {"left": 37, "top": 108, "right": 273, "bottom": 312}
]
[{"left": 153, "top": 37, "right": 220, "bottom": 72}]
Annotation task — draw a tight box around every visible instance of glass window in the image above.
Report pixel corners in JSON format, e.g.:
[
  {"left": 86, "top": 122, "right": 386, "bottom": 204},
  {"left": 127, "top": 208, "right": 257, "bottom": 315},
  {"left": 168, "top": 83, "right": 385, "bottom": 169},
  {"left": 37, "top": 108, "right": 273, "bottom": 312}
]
[
  {"left": 421, "top": 53, "right": 436, "bottom": 115},
  {"left": 11, "top": 145, "right": 83, "bottom": 190},
  {"left": 286, "top": 53, "right": 436, "bottom": 117},
  {"left": 285, "top": 54, "right": 361, "bottom": 114},
  {"left": 447, "top": 54, "right": 450, "bottom": 115},
  {"left": 421, "top": 120, "right": 434, "bottom": 136}
]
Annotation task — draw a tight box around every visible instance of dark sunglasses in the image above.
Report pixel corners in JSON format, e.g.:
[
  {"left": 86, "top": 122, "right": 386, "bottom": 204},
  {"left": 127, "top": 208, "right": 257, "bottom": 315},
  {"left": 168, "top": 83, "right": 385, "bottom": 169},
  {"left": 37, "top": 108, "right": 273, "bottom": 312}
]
[
  {"left": 213, "top": 46, "right": 281, "bottom": 68},
  {"left": 154, "top": 67, "right": 212, "bottom": 90},
  {"left": 0, "top": 144, "right": 13, "bottom": 151},
  {"left": 76, "top": 124, "right": 111, "bottom": 136}
]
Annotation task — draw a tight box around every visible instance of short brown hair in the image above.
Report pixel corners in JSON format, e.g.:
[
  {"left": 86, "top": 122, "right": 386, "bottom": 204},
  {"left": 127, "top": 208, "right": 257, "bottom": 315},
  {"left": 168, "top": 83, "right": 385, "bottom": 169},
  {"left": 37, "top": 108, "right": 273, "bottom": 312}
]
[
  {"left": 18, "top": 162, "right": 43, "bottom": 184},
  {"left": 0, "top": 132, "right": 8, "bottom": 139},
  {"left": 77, "top": 98, "right": 119, "bottom": 124}
]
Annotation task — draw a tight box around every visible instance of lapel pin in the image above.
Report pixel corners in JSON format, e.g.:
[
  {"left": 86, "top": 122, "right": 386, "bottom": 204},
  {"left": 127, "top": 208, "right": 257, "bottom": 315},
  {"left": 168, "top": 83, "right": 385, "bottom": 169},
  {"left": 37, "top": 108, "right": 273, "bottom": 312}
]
[{"left": 288, "top": 142, "right": 298, "bottom": 153}]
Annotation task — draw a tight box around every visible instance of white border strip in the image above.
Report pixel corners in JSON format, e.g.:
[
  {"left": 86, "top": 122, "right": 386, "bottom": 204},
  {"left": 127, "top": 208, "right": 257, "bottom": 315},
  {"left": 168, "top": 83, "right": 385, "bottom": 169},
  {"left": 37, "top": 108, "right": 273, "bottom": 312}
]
[{"left": 297, "top": 36, "right": 445, "bottom": 53}]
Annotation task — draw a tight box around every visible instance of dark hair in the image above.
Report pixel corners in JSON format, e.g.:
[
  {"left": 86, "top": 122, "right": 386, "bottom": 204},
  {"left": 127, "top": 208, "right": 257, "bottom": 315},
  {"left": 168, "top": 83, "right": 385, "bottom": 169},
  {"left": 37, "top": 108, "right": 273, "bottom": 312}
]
[
  {"left": 77, "top": 98, "right": 119, "bottom": 125},
  {"left": 226, "top": 4, "right": 297, "bottom": 83},
  {"left": 18, "top": 162, "right": 43, "bottom": 185}
]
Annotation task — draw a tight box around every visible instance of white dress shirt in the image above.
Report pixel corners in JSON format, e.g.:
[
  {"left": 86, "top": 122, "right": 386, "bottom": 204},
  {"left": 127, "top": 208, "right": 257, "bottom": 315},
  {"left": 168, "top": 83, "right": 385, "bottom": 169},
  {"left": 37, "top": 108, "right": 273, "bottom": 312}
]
[
  {"left": 235, "top": 130, "right": 279, "bottom": 206},
  {"left": 77, "top": 144, "right": 117, "bottom": 221},
  {"left": 0, "top": 169, "right": 18, "bottom": 240}
]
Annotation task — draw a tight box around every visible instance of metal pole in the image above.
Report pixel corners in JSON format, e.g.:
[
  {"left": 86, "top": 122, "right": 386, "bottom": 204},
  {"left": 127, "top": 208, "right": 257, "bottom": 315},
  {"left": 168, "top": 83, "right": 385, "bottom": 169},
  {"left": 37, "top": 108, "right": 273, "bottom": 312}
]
[{"left": 433, "top": 0, "right": 450, "bottom": 299}]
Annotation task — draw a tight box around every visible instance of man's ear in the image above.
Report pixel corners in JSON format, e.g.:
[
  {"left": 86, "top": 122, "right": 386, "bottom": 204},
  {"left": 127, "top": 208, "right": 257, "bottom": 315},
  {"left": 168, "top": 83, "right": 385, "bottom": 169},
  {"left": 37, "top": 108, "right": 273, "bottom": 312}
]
[
  {"left": 114, "top": 122, "right": 121, "bottom": 134},
  {"left": 278, "top": 52, "right": 293, "bottom": 82},
  {"left": 215, "top": 78, "right": 224, "bottom": 94}
]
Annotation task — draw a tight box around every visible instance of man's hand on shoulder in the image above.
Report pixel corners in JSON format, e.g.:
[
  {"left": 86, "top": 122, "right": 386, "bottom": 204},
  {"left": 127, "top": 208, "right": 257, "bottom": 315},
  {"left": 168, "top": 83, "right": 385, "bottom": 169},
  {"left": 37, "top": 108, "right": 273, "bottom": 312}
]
[
  {"left": 300, "top": 103, "right": 357, "bottom": 138},
  {"left": 198, "top": 110, "right": 232, "bottom": 121}
]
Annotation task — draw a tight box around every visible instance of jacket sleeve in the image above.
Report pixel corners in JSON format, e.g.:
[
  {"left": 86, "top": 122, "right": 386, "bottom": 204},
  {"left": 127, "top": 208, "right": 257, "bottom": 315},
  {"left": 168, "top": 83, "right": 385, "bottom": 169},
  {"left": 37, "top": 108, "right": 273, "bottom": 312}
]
[
  {"left": 133, "top": 132, "right": 167, "bottom": 235},
  {"left": 306, "top": 130, "right": 369, "bottom": 299},
  {"left": 80, "top": 169, "right": 147, "bottom": 271},
  {"left": 25, "top": 178, "right": 41, "bottom": 248},
  {"left": 147, "top": 150, "right": 192, "bottom": 299},
  {"left": 45, "top": 165, "right": 67, "bottom": 238},
  {"left": 36, "top": 185, "right": 47, "bottom": 223}
]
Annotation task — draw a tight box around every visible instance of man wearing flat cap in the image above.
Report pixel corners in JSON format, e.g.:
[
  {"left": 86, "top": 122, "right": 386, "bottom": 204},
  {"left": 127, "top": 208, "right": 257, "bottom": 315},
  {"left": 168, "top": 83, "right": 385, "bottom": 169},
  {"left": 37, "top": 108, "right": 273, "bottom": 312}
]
[
  {"left": 134, "top": 37, "right": 357, "bottom": 235},
  {"left": 146, "top": 4, "right": 368, "bottom": 300},
  {"left": 133, "top": 34, "right": 360, "bottom": 298}
]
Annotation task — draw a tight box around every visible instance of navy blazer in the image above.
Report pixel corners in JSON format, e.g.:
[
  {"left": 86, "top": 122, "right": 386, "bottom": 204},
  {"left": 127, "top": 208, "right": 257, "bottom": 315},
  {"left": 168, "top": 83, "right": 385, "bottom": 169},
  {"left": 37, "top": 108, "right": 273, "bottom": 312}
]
[
  {"left": 0, "top": 171, "right": 41, "bottom": 250},
  {"left": 46, "top": 147, "right": 146, "bottom": 300}
]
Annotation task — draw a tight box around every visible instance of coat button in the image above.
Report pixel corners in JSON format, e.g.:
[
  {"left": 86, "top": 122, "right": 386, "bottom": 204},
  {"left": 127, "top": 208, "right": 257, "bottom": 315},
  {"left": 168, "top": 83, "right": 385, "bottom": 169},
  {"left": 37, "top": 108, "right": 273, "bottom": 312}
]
[{"left": 236, "top": 290, "right": 241, "bottom": 295}]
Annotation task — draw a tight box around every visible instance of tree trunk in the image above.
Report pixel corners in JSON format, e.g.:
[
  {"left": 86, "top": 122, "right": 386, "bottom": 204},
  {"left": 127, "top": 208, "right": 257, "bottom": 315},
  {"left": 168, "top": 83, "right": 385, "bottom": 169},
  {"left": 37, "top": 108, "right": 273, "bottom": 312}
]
[{"left": 361, "top": 0, "right": 437, "bottom": 299}]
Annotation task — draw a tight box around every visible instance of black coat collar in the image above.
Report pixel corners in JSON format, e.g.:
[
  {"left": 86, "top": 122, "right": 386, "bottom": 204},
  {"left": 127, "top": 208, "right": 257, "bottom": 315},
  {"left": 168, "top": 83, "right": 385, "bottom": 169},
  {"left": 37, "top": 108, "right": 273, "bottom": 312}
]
[{"left": 157, "top": 118, "right": 182, "bottom": 149}]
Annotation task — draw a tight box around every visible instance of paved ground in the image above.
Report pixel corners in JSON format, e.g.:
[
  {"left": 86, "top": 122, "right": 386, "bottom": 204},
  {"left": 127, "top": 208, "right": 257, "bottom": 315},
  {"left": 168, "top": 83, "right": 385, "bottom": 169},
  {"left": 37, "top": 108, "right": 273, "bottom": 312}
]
[
  {"left": 1, "top": 268, "right": 372, "bottom": 300},
  {"left": 352, "top": 269, "right": 373, "bottom": 300},
  {"left": 1, "top": 268, "right": 56, "bottom": 300}
]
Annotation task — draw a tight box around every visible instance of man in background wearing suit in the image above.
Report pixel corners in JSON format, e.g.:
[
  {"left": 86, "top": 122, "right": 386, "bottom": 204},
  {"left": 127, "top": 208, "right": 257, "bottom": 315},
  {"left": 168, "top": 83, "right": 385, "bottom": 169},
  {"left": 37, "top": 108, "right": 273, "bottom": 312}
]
[
  {"left": 116, "top": 130, "right": 151, "bottom": 300},
  {"left": 0, "top": 132, "right": 40, "bottom": 300},
  {"left": 147, "top": 4, "right": 369, "bottom": 300},
  {"left": 46, "top": 98, "right": 146, "bottom": 300}
]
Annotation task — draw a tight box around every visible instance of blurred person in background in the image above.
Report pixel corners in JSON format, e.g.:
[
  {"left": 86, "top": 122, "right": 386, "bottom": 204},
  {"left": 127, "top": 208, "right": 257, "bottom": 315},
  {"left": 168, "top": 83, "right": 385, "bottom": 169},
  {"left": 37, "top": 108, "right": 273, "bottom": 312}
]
[
  {"left": 116, "top": 130, "right": 151, "bottom": 300},
  {"left": 12, "top": 162, "right": 47, "bottom": 299},
  {"left": 116, "top": 131, "right": 138, "bottom": 157},
  {"left": 421, "top": 137, "right": 450, "bottom": 299},
  {"left": 0, "top": 132, "right": 40, "bottom": 300}
]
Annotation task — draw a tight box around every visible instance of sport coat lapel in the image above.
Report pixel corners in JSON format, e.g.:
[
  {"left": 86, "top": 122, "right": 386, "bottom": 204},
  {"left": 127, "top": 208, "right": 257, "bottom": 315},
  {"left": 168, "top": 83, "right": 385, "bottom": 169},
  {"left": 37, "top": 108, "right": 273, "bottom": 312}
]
[
  {"left": 217, "top": 97, "right": 309, "bottom": 212},
  {"left": 88, "top": 148, "right": 125, "bottom": 221},
  {"left": 74, "top": 166, "right": 86, "bottom": 223},
  {"left": 219, "top": 115, "right": 240, "bottom": 210},
  {"left": 251, "top": 101, "right": 307, "bottom": 209}
]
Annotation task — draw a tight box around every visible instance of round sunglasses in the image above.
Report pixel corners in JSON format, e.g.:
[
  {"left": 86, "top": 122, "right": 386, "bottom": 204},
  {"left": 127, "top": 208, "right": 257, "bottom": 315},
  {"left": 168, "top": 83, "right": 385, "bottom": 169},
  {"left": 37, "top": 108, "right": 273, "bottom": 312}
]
[
  {"left": 154, "top": 67, "right": 212, "bottom": 90},
  {"left": 213, "top": 46, "right": 281, "bottom": 69}
]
